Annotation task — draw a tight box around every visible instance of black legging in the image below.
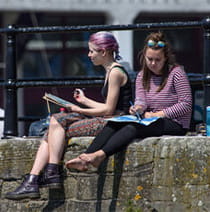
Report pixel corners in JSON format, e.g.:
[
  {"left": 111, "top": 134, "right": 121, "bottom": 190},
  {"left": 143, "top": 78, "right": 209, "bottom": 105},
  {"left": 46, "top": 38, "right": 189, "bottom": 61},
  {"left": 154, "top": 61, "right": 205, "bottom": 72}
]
[{"left": 85, "top": 118, "right": 187, "bottom": 157}]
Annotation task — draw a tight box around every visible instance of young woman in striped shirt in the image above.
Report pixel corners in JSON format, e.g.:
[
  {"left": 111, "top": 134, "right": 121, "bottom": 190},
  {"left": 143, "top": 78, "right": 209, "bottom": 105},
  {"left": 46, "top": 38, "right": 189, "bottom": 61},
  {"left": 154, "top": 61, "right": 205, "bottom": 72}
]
[{"left": 66, "top": 31, "right": 192, "bottom": 171}]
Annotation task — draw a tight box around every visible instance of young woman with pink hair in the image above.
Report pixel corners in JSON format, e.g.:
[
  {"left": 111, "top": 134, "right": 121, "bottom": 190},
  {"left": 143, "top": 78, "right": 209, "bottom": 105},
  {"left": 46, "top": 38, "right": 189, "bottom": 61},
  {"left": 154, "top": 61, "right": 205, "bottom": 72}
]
[{"left": 5, "top": 31, "right": 132, "bottom": 200}]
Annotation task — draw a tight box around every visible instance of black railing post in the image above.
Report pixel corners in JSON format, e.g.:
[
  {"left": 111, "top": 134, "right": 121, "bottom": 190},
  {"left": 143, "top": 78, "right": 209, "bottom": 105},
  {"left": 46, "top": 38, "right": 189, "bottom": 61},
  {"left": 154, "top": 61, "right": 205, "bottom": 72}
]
[
  {"left": 202, "top": 17, "right": 210, "bottom": 123},
  {"left": 3, "top": 25, "right": 18, "bottom": 137}
]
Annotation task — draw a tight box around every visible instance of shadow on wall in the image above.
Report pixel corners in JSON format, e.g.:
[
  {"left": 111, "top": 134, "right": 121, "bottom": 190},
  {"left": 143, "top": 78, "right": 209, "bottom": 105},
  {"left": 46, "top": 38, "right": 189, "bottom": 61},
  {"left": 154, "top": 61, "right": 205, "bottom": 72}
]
[
  {"left": 0, "top": 108, "right": 4, "bottom": 138},
  {"left": 96, "top": 149, "right": 126, "bottom": 211}
]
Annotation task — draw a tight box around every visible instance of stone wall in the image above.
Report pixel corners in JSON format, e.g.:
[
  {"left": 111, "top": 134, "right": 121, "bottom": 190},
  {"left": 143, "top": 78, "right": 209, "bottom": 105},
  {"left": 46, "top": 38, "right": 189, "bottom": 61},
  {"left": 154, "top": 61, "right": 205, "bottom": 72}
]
[{"left": 1, "top": 136, "right": 210, "bottom": 212}]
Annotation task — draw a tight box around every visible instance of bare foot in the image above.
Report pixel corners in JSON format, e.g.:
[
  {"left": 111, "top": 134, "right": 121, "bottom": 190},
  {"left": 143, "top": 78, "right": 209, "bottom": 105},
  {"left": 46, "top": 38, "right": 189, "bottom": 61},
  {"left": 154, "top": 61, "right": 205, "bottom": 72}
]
[
  {"left": 65, "top": 157, "right": 89, "bottom": 171},
  {"left": 79, "top": 151, "right": 106, "bottom": 168}
]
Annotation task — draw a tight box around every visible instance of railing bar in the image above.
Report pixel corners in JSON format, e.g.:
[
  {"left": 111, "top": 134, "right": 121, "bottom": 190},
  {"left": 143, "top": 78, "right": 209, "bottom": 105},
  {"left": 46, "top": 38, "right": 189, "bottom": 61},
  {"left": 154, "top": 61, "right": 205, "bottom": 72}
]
[
  {"left": 0, "top": 79, "right": 204, "bottom": 88},
  {"left": 0, "top": 21, "right": 204, "bottom": 34}
]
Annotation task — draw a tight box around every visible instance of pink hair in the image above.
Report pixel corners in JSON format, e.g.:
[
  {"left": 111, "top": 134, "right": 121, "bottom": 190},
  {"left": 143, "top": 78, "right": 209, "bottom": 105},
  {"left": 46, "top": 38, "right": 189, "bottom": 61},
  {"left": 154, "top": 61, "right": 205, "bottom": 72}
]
[{"left": 89, "top": 31, "right": 122, "bottom": 60}]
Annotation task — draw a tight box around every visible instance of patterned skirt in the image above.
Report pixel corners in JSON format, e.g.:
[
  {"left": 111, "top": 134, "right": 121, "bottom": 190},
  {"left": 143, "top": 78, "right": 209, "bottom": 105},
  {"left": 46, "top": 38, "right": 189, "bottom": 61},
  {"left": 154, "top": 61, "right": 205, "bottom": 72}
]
[{"left": 43, "top": 112, "right": 108, "bottom": 141}]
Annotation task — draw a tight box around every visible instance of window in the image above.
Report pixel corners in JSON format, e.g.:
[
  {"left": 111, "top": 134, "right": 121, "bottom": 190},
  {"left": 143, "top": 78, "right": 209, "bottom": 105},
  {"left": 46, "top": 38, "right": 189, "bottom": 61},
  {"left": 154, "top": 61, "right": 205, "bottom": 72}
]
[
  {"left": 17, "top": 12, "right": 106, "bottom": 79},
  {"left": 133, "top": 13, "right": 207, "bottom": 74}
]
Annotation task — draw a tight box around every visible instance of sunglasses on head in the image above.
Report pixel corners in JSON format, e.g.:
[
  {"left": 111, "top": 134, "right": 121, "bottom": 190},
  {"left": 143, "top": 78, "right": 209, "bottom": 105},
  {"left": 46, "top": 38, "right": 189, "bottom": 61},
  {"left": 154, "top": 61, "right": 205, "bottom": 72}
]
[{"left": 147, "top": 40, "right": 165, "bottom": 48}]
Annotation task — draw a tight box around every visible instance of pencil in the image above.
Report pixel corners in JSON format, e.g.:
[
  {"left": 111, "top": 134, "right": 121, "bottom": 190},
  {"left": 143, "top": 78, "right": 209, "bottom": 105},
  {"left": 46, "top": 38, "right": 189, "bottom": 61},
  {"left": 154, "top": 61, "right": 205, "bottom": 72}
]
[{"left": 129, "top": 101, "right": 142, "bottom": 120}]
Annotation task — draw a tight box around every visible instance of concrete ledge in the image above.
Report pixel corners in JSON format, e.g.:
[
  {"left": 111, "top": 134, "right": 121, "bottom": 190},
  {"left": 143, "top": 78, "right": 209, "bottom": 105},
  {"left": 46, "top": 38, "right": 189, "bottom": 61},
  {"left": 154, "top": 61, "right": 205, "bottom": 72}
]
[{"left": 1, "top": 136, "right": 210, "bottom": 211}]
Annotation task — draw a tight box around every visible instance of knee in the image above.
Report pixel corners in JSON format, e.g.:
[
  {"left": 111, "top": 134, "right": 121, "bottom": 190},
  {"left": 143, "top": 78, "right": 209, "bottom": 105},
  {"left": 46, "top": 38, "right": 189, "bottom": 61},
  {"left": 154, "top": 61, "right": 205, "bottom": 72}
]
[
  {"left": 123, "top": 124, "right": 138, "bottom": 133},
  {"left": 49, "top": 116, "right": 62, "bottom": 129}
]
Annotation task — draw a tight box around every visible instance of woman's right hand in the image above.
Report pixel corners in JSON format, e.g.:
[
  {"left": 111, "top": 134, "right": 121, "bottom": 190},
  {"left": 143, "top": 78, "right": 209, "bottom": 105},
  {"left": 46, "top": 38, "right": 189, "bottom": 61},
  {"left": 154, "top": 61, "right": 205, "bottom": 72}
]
[
  {"left": 73, "top": 88, "right": 85, "bottom": 104},
  {"left": 129, "top": 105, "right": 143, "bottom": 115}
]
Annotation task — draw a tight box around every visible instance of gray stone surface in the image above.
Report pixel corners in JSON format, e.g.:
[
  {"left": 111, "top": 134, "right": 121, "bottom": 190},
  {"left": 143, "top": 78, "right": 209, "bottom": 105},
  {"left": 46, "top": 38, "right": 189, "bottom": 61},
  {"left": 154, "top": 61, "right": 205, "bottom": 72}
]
[{"left": 1, "top": 136, "right": 210, "bottom": 211}]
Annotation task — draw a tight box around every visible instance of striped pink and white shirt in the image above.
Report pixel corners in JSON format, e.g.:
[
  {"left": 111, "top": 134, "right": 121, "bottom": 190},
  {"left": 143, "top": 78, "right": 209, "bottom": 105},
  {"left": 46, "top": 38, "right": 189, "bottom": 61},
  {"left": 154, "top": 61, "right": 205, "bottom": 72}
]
[{"left": 135, "top": 66, "right": 192, "bottom": 129}]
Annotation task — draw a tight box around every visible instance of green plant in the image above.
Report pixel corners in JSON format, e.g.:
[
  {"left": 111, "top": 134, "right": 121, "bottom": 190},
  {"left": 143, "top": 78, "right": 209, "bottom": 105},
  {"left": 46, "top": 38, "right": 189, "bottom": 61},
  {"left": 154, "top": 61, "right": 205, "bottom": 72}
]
[{"left": 124, "top": 200, "right": 143, "bottom": 212}]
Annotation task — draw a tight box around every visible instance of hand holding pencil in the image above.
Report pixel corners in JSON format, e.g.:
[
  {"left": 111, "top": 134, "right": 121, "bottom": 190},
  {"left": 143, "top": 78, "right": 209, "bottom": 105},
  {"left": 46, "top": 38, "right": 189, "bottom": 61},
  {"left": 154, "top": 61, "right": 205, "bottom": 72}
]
[{"left": 129, "top": 101, "right": 143, "bottom": 120}]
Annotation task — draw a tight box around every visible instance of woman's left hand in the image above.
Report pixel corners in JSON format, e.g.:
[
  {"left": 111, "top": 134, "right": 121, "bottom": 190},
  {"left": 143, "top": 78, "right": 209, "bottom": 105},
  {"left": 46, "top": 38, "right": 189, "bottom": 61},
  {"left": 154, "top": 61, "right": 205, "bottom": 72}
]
[{"left": 144, "top": 111, "right": 165, "bottom": 118}]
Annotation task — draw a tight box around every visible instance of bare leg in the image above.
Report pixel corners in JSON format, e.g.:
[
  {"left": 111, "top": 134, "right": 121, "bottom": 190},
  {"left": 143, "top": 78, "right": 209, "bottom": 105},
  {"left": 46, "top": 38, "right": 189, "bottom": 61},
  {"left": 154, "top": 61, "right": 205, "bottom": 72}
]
[
  {"left": 30, "top": 140, "right": 49, "bottom": 175},
  {"left": 30, "top": 116, "right": 66, "bottom": 175},
  {"left": 48, "top": 116, "right": 66, "bottom": 164}
]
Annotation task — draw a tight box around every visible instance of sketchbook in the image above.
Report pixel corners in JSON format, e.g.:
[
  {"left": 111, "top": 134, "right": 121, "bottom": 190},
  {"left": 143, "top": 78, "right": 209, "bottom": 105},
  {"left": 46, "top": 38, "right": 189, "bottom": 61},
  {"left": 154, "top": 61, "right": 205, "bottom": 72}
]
[
  {"left": 106, "top": 115, "right": 160, "bottom": 126},
  {"left": 43, "top": 93, "right": 75, "bottom": 108}
]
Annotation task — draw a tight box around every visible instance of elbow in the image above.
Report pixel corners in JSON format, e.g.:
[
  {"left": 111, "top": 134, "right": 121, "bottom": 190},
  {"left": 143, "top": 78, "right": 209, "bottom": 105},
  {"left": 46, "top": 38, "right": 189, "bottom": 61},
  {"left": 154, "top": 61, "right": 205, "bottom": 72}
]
[{"left": 104, "top": 109, "right": 115, "bottom": 116}]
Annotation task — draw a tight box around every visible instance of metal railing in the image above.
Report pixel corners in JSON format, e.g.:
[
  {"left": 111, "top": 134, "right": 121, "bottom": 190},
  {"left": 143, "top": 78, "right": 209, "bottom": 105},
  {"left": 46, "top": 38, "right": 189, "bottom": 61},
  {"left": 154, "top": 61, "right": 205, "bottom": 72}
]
[{"left": 1, "top": 17, "right": 210, "bottom": 137}]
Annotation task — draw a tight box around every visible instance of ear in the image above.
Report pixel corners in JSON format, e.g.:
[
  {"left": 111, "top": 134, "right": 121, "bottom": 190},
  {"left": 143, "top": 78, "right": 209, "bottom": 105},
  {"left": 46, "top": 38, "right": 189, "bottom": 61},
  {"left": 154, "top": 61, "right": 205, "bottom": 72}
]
[{"left": 101, "top": 48, "right": 106, "bottom": 56}]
